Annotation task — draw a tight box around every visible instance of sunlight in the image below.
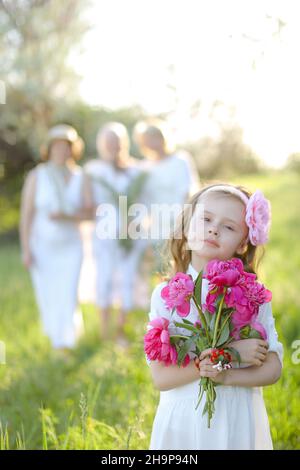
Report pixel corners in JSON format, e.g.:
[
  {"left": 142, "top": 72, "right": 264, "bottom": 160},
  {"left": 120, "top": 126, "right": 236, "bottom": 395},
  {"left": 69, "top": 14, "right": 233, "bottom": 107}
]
[{"left": 71, "top": 0, "right": 300, "bottom": 167}]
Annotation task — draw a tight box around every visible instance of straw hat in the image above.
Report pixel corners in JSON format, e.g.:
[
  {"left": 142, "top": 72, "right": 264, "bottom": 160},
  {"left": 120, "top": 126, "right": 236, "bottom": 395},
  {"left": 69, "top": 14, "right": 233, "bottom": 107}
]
[
  {"left": 41, "top": 124, "right": 84, "bottom": 161},
  {"left": 47, "top": 124, "right": 80, "bottom": 144}
]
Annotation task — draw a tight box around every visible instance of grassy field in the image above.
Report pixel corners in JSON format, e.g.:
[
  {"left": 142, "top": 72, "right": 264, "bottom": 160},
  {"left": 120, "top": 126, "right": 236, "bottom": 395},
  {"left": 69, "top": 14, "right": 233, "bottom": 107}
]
[{"left": 0, "top": 170, "right": 299, "bottom": 449}]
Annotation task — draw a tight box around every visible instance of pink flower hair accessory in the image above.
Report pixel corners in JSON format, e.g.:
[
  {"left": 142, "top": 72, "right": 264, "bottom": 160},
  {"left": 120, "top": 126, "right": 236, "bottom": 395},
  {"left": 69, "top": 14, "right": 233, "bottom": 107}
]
[
  {"left": 245, "top": 190, "right": 271, "bottom": 246},
  {"left": 204, "top": 185, "right": 271, "bottom": 246}
]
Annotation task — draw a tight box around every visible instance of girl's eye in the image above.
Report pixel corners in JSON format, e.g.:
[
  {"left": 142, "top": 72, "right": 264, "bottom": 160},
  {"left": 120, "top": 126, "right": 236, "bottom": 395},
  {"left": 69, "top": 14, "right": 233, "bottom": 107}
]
[
  {"left": 225, "top": 225, "right": 234, "bottom": 231},
  {"left": 204, "top": 217, "right": 210, "bottom": 222}
]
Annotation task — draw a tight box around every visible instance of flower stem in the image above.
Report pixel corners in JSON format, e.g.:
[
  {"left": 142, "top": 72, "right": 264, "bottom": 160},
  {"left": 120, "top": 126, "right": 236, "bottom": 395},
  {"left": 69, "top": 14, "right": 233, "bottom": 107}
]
[
  {"left": 212, "top": 291, "right": 226, "bottom": 347},
  {"left": 170, "top": 334, "right": 190, "bottom": 340},
  {"left": 192, "top": 295, "right": 211, "bottom": 341}
]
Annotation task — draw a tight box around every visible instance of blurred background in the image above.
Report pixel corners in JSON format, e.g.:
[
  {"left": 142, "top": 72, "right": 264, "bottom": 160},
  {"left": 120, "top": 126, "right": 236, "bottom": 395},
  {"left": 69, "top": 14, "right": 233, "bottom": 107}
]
[{"left": 0, "top": 0, "right": 299, "bottom": 450}]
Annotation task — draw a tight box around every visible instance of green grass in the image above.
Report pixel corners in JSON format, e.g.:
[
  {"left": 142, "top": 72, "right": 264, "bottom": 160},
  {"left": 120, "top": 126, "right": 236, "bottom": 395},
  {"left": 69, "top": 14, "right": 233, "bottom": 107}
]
[
  {"left": 0, "top": 244, "right": 156, "bottom": 449},
  {"left": 0, "top": 170, "right": 300, "bottom": 449}
]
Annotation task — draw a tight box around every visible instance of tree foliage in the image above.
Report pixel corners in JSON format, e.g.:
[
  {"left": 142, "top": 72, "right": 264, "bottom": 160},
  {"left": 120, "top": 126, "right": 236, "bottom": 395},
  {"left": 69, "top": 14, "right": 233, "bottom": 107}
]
[{"left": 0, "top": 0, "right": 90, "bottom": 152}]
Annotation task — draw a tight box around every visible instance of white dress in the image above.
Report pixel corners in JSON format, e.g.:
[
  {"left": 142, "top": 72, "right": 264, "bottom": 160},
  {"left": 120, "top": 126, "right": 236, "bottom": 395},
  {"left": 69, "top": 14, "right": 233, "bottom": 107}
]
[
  {"left": 141, "top": 151, "right": 200, "bottom": 207},
  {"left": 29, "top": 163, "right": 84, "bottom": 349},
  {"left": 84, "top": 159, "right": 146, "bottom": 311},
  {"left": 147, "top": 263, "right": 284, "bottom": 450}
]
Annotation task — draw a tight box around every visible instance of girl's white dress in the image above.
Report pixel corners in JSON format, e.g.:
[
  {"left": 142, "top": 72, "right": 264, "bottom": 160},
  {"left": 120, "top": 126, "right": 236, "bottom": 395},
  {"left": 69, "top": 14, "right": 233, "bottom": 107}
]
[
  {"left": 147, "top": 263, "right": 284, "bottom": 450},
  {"left": 29, "top": 163, "right": 84, "bottom": 349}
]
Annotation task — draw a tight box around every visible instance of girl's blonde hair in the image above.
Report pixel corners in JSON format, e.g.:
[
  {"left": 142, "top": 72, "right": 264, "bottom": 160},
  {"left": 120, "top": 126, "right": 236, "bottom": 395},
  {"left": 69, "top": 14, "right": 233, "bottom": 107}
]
[{"left": 161, "top": 182, "right": 265, "bottom": 278}]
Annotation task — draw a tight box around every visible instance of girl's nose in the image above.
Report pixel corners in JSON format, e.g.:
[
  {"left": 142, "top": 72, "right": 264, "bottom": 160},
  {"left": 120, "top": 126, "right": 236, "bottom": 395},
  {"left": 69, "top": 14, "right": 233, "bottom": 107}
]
[{"left": 208, "top": 227, "right": 219, "bottom": 236}]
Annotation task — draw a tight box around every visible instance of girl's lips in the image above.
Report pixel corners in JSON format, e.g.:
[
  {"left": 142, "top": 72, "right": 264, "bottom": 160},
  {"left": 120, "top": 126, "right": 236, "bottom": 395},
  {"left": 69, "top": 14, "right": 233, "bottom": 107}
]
[{"left": 204, "top": 239, "right": 220, "bottom": 248}]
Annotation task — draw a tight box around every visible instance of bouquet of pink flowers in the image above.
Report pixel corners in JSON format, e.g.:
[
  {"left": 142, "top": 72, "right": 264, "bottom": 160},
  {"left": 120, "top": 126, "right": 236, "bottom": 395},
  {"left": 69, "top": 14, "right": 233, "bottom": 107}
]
[{"left": 144, "top": 258, "right": 272, "bottom": 427}]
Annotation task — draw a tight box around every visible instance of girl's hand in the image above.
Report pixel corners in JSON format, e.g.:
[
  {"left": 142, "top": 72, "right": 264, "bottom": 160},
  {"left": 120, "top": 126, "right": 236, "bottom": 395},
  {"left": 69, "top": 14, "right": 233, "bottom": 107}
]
[
  {"left": 229, "top": 339, "right": 269, "bottom": 366},
  {"left": 198, "top": 349, "right": 226, "bottom": 384}
]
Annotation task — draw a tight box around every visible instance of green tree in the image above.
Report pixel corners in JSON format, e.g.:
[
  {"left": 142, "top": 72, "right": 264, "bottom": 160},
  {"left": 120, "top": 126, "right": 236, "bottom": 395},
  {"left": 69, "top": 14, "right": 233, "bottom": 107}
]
[{"left": 0, "top": 0, "right": 91, "bottom": 154}]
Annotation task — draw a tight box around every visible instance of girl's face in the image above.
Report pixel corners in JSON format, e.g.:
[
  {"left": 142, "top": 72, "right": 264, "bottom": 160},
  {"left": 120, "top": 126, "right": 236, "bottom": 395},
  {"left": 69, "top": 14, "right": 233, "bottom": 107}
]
[{"left": 187, "top": 191, "right": 249, "bottom": 267}]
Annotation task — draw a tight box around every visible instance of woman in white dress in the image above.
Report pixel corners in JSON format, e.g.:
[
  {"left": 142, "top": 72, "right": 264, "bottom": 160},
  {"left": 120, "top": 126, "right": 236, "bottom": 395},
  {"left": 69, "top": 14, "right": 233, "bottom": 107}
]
[
  {"left": 133, "top": 119, "right": 200, "bottom": 272},
  {"left": 146, "top": 183, "right": 283, "bottom": 450},
  {"left": 84, "top": 122, "right": 147, "bottom": 345},
  {"left": 20, "top": 124, "right": 92, "bottom": 353}
]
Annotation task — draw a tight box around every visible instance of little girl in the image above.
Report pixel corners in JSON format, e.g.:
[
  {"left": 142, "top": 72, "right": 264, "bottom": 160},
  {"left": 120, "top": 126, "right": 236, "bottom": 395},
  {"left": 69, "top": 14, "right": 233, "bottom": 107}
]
[{"left": 146, "top": 183, "right": 283, "bottom": 450}]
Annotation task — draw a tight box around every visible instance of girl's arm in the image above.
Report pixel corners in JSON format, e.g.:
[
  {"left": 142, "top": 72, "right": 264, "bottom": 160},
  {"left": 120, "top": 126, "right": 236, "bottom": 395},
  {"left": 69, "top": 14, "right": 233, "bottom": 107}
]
[
  {"left": 201, "top": 338, "right": 270, "bottom": 366},
  {"left": 150, "top": 360, "right": 200, "bottom": 391},
  {"left": 199, "top": 351, "right": 282, "bottom": 387},
  {"left": 19, "top": 169, "right": 36, "bottom": 269},
  {"left": 150, "top": 349, "right": 282, "bottom": 392},
  {"left": 221, "top": 352, "right": 282, "bottom": 387}
]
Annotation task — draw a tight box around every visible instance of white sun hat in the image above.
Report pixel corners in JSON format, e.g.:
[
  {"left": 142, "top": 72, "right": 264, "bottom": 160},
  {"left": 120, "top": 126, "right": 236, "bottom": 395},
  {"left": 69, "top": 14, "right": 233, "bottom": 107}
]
[{"left": 47, "top": 124, "right": 80, "bottom": 144}]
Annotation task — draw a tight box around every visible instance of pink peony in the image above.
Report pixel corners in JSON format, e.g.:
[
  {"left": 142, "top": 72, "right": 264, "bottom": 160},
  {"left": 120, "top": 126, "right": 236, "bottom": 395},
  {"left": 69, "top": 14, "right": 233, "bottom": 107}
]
[
  {"left": 144, "top": 317, "right": 190, "bottom": 367},
  {"left": 203, "top": 290, "right": 218, "bottom": 314},
  {"left": 203, "top": 258, "right": 247, "bottom": 314},
  {"left": 229, "top": 281, "right": 272, "bottom": 328},
  {"left": 204, "top": 258, "right": 245, "bottom": 287},
  {"left": 161, "top": 272, "right": 194, "bottom": 317},
  {"left": 246, "top": 190, "right": 271, "bottom": 246},
  {"left": 144, "top": 317, "right": 178, "bottom": 366}
]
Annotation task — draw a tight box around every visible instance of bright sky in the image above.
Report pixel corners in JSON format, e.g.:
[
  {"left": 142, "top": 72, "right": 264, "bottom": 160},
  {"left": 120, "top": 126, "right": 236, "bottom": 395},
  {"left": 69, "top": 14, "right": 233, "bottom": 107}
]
[{"left": 71, "top": 0, "right": 300, "bottom": 167}]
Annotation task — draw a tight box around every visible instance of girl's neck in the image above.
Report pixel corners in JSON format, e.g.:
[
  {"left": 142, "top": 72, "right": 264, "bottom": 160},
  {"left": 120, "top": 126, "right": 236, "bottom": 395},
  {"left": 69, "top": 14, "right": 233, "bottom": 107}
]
[{"left": 190, "top": 252, "right": 210, "bottom": 274}]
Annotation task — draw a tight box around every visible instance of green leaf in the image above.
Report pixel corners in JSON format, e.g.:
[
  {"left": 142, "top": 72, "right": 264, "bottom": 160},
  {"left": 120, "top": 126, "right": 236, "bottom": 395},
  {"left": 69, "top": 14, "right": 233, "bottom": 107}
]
[
  {"left": 194, "top": 271, "right": 203, "bottom": 307},
  {"left": 182, "top": 318, "right": 195, "bottom": 326},
  {"left": 239, "top": 325, "right": 251, "bottom": 338},
  {"left": 222, "top": 307, "right": 234, "bottom": 315},
  {"left": 210, "top": 314, "right": 216, "bottom": 332},
  {"left": 215, "top": 293, "right": 226, "bottom": 311},
  {"left": 216, "top": 322, "right": 230, "bottom": 347},
  {"left": 177, "top": 337, "right": 195, "bottom": 366},
  {"left": 195, "top": 337, "right": 208, "bottom": 352},
  {"left": 169, "top": 336, "right": 181, "bottom": 345},
  {"left": 174, "top": 322, "right": 198, "bottom": 334},
  {"left": 249, "top": 328, "right": 264, "bottom": 339},
  {"left": 202, "top": 401, "right": 209, "bottom": 417},
  {"left": 226, "top": 347, "right": 241, "bottom": 365}
]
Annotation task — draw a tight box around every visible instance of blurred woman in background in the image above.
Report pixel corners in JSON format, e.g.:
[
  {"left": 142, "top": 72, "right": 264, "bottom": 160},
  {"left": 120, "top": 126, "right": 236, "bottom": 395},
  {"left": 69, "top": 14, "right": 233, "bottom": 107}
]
[
  {"left": 133, "top": 118, "right": 200, "bottom": 272},
  {"left": 20, "top": 124, "right": 92, "bottom": 355},
  {"left": 84, "top": 122, "right": 147, "bottom": 346}
]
